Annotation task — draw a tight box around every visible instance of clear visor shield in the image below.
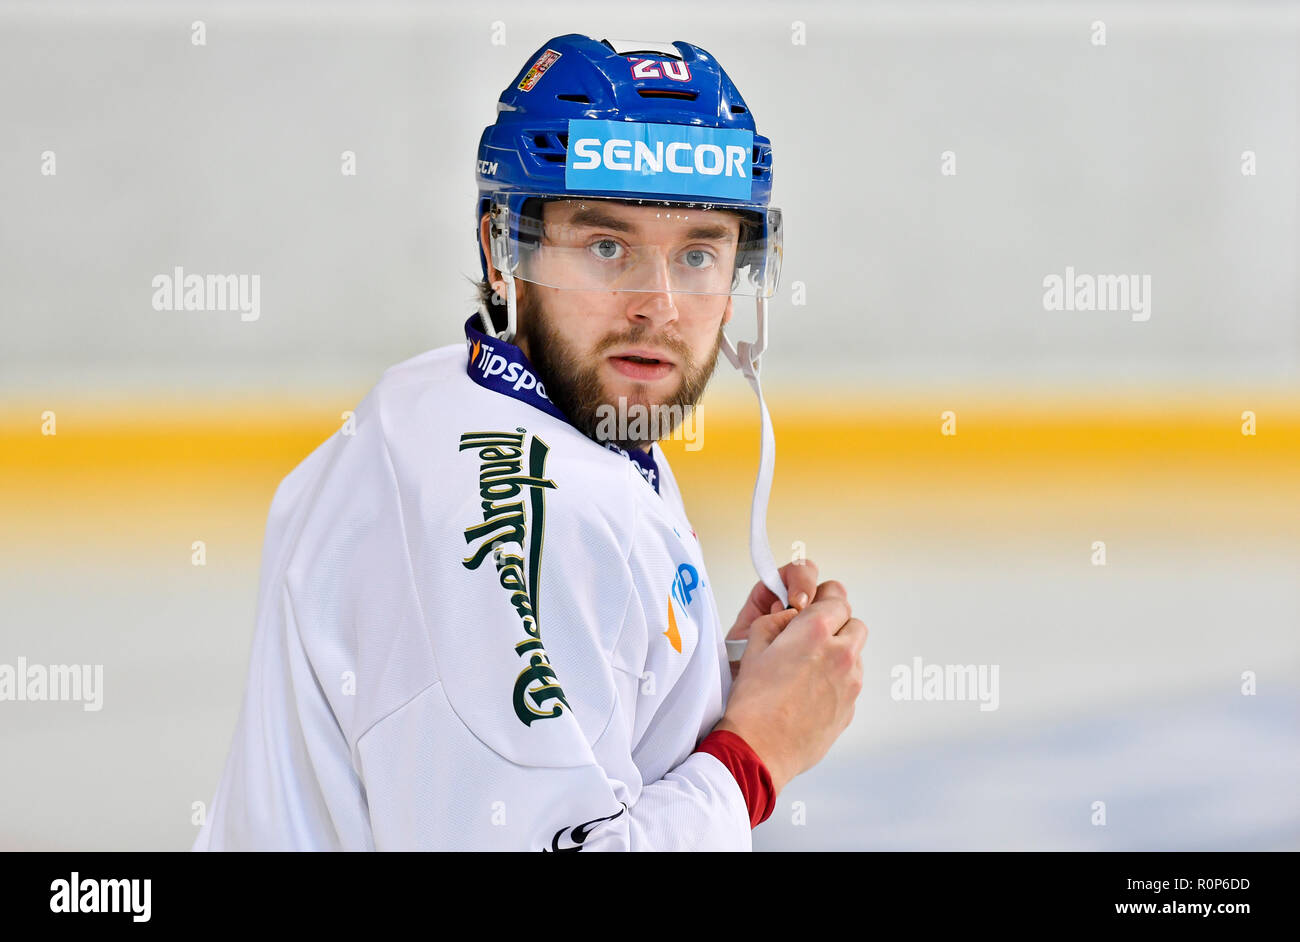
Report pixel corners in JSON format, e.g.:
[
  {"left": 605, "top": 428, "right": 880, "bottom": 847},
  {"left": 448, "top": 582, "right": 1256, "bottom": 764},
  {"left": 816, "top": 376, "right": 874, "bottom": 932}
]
[{"left": 489, "top": 193, "right": 782, "bottom": 299}]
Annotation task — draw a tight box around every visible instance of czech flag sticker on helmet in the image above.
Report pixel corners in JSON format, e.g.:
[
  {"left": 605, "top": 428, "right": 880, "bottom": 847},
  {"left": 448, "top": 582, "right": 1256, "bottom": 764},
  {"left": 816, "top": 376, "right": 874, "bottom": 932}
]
[
  {"left": 518, "top": 49, "right": 561, "bottom": 92},
  {"left": 564, "top": 119, "right": 754, "bottom": 201}
]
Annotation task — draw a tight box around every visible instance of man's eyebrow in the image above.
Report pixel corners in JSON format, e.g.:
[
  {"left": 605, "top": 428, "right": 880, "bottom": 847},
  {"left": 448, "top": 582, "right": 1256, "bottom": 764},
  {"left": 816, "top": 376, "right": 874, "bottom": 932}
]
[
  {"left": 557, "top": 207, "right": 738, "bottom": 242},
  {"left": 682, "top": 223, "right": 738, "bottom": 242},
  {"left": 562, "top": 207, "right": 637, "bottom": 233}
]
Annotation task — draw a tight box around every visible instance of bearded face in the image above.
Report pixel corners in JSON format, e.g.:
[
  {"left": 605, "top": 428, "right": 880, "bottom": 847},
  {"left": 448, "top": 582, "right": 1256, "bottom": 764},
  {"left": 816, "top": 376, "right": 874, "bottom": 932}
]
[{"left": 514, "top": 280, "right": 727, "bottom": 452}]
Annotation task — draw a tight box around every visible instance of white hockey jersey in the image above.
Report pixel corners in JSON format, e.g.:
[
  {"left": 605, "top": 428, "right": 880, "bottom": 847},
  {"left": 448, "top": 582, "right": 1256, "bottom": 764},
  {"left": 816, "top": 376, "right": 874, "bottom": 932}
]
[{"left": 193, "top": 314, "right": 752, "bottom": 851}]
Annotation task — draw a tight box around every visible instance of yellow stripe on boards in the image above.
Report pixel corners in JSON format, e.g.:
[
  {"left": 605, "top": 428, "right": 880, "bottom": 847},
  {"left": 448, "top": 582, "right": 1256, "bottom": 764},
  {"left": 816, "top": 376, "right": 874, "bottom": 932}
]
[{"left": 2, "top": 392, "right": 1295, "bottom": 551}]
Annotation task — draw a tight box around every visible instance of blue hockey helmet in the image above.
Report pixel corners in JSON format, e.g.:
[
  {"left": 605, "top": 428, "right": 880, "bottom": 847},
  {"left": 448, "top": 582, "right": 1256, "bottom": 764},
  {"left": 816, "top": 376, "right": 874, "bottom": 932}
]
[{"left": 474, "top": 35, "right": 780, "bottom": 343}]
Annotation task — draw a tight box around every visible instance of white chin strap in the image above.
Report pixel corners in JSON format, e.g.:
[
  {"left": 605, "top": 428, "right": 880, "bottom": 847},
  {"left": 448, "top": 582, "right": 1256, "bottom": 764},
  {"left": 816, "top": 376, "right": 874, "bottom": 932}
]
[
  {"left": 479, "top": 270, "right": 520, "bottom": 342},
  {"left": 721, "top": 295, "right": 786, "bottom": 664}
]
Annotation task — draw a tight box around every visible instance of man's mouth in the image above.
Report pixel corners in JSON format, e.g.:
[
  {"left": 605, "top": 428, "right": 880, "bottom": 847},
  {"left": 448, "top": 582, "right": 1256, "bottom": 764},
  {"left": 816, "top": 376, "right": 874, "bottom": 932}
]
[{"left": 608, "top": 354, "right": 674, "bottom": 381}]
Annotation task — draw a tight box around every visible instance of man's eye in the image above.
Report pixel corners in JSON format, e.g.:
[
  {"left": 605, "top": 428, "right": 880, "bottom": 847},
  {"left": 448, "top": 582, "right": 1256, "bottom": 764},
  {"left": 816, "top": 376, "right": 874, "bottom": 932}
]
[
  {"left": 681, "top": 248, "right": 716, "bottom": 269},
  {"left": 589, "top": 239, "right": 624, "bottom": 260}
]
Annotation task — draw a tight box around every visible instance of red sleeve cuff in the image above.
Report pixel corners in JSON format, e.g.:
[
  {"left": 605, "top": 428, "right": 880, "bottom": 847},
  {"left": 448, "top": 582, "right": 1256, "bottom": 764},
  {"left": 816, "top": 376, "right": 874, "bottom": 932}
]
[{"left": 693, "top": 728, "right": 776, "bottom": 828}]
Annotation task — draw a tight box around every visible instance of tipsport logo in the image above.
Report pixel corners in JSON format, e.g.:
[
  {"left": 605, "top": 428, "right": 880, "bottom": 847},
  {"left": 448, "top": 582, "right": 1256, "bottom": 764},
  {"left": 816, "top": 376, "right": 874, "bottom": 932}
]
[
  {"left": 671, "top": 563, "right": 699, "bottom": 609},
  {"left": 565, "top": 119, "right": 753, "bottom": 201},
  {"left": 469, "top": 338, "right": 551, "bottom": 399},
  {"left": 664, "top": 563, "right": 700, "bottom": 655}
]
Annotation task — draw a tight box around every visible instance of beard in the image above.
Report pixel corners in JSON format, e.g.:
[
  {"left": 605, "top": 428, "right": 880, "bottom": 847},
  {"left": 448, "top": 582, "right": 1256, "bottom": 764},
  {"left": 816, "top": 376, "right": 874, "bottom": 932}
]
[{"left": 514, "top": 285, "right": 725, "bottom": 452}]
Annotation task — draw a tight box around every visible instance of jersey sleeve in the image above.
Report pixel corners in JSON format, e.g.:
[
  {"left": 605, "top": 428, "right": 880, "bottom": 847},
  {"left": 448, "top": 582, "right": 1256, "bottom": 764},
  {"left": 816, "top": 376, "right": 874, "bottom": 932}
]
[{"left": 353, "top": 421, "right": 752, "bottom": 851}]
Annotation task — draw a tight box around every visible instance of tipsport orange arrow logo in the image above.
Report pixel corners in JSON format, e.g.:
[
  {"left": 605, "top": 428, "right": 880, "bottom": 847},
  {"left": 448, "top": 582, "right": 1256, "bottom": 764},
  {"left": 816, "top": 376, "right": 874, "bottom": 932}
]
[{"left": 664, "top": 594, "right": 682, "bottom": 653}]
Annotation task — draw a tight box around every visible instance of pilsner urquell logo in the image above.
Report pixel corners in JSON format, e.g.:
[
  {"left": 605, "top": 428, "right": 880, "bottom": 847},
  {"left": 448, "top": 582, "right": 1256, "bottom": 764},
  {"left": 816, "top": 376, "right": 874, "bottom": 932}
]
[{"left": 459, "top": 428, "right": 569, "bottom": 725}]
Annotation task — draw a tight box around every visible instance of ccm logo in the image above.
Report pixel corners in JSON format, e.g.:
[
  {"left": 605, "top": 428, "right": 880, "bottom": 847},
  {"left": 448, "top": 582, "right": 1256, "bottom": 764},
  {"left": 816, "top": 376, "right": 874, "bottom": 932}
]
[
  {"left": 477, "top": 160, "right": 498, "bottom": 175},
  {"left": 628, "top": 57, "right": 691, "bottom": 82},
  {"left": 570, "top": 138, "right": 747, "bottom": 177}
]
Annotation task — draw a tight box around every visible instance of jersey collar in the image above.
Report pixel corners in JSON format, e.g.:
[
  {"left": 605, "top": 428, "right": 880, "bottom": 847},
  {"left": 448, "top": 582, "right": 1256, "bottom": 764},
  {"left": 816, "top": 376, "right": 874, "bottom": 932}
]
[{"left": 464, "top": 314, "right": 660, "bottom": 493}]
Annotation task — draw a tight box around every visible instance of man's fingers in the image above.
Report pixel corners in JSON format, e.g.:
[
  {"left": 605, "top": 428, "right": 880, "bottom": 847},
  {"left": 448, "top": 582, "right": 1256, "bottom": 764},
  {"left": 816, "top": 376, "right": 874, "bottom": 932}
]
[
  {"left": 743, "top": 606, "right": 800, "bottom": 659},
  {"left": 812, "top": 579, "right": 848, "bottom": 604},
  {"left": 779, "top": 559, "right": 819, "bottom": 611},
  {"left": 810, "top": 580, "right": 849, "bottom": 621},
  {"left": 774, "top": 596, "right": 853, "bottom": 647},
  {"left": 726, "top": 597, "right": 784, "bottom": 642},
  {"left": 732, "top": 562, "right": 820, "bottom": 639},
  {"left": 731, "top": 575, "right": 786, "bottom": 634},
  {"left": 835, "top": 617, "right": 868, "bottom": 654}
]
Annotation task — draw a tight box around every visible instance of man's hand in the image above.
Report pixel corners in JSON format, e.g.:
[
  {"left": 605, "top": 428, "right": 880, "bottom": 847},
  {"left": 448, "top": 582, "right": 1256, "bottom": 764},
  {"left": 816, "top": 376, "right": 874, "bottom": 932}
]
[
  {"left": 725, "top": 560, "right": 822, "bottom": 681},
  {"left": 715, "top": 578, "right": 866, "bottom": 796}
]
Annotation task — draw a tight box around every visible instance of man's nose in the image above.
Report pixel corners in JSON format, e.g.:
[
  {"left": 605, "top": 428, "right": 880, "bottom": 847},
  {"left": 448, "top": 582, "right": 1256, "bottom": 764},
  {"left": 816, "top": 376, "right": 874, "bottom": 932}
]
[{"left": 623, "top": 250, "right": 679, "bottom": 328}]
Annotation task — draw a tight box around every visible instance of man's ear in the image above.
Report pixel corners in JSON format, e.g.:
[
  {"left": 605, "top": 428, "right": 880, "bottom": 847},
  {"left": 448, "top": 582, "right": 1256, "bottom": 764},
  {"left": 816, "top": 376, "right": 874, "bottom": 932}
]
[
  {"left": 722, "top": 295, "right": 734, "bottom": 328},
  {"left": 480, "top": 213, "right": 504, "bottom": 294}
]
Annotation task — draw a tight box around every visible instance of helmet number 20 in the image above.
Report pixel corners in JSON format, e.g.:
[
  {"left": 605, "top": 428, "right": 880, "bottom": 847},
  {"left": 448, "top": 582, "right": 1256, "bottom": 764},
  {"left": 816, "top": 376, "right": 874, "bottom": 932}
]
[{"left": 627, "top": 57, "right": 691, "bottom": 82}]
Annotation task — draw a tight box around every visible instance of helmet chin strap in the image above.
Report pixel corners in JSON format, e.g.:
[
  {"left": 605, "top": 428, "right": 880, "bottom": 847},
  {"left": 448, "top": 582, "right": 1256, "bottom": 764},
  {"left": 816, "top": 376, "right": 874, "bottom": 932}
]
[
  {"left": 721, "top": 295, "right": 787, "bottom": 664},
  {"left": 480, "top": 207, "right": 521, "bottom": 343},
  {"left": 478, "top": 272, "right": 520, "bottom": 343}
]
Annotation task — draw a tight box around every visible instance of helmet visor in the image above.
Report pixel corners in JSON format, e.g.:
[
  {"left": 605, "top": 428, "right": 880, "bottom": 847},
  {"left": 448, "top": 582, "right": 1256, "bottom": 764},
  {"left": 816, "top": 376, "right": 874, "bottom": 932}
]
[{"left": 488, "top": 192, "right": 781, "bottom": 299}]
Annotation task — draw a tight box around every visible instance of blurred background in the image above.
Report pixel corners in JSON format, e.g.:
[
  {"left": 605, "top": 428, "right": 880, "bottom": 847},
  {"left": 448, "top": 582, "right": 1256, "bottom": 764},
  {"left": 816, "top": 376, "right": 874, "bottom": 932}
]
[{"left": 1, "top": 0, "right": 1296, "bottom": 850}]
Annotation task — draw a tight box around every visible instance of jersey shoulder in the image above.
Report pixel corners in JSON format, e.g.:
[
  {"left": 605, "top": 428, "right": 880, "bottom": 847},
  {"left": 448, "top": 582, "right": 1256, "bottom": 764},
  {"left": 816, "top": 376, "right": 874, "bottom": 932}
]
[{"left": 368, "top": 338, "right": 650, "bottom": 542}]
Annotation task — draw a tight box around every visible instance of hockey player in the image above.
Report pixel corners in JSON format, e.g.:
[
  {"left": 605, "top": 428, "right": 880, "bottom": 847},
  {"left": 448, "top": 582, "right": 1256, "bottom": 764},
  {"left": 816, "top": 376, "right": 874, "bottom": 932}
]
[{"left": 194, "top": 34, "right": 865, "bottom": 851}]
